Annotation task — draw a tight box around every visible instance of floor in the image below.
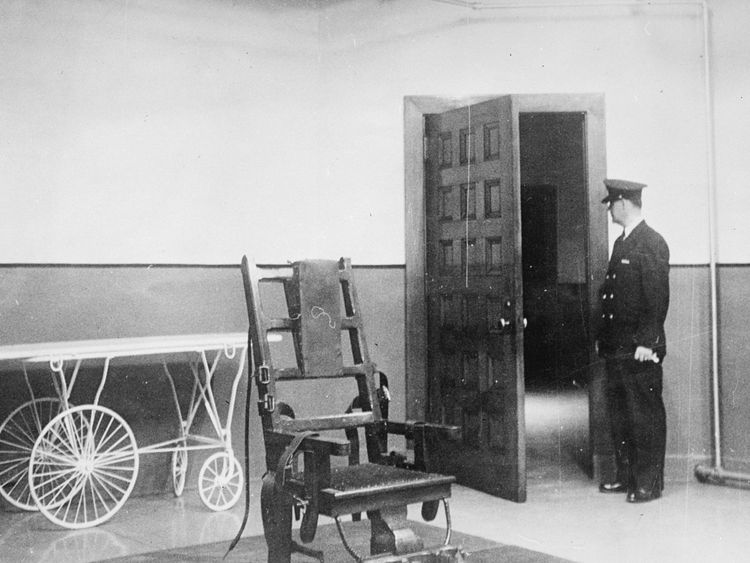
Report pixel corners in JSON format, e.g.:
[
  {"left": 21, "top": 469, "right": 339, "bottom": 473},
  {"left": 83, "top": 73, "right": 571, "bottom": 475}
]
[{"left": 3, "top": 385, "right": 750, "bottom": 563}]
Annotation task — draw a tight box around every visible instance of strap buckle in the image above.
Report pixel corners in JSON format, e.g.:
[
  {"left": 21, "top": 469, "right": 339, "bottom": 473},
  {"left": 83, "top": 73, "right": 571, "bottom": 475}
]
[
  {"left": 257, "top": 365, "right": 271, "bottom": 384},
  {"left": 258, "top": 393, "right": 275, "bottom": 413}
]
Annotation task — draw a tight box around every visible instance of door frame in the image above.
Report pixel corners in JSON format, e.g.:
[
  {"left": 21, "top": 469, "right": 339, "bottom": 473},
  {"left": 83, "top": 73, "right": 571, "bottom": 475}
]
[{"left": 404, "top": 93, "right": 611, "bottom": 481}]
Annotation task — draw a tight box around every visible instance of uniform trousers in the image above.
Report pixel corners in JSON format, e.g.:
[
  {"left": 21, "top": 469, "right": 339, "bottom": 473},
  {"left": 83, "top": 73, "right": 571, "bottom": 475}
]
[{"left": 605, "top": 356, "right": 666, "bottom": 491}]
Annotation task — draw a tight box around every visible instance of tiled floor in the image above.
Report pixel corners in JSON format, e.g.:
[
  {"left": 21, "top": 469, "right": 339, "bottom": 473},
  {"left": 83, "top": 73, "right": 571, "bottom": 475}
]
[{"left": 3, "top": 386, "right": 750, "bottom": 562}]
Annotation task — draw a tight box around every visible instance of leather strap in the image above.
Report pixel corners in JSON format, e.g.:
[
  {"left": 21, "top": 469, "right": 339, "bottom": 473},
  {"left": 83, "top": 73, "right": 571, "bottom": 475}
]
[
  {"left": 223, "top": 335, "right": 255, "bottom": 560},
  {"left": 276, "top": 431, "right": 320, "bottom": 544},
  {"left": 275, "top": 431, "right": 316, "bottom": 491}
]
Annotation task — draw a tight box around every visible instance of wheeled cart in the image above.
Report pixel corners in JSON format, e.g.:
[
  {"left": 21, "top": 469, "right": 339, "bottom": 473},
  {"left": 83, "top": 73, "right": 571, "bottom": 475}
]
[{"left": 0, "top": 332, "right": 247, "bottom": 529}]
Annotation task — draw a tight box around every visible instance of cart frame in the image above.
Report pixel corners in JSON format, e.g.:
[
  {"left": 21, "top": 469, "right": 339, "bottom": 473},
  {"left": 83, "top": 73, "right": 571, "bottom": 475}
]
[{"left": 0, "top": 332, "right": 248, "bottom": 529}]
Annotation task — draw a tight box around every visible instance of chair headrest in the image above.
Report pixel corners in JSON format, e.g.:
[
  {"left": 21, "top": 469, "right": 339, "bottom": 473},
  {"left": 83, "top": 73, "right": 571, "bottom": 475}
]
[{"left": 296, "top": 260, "right": 343, "bottom": 377}]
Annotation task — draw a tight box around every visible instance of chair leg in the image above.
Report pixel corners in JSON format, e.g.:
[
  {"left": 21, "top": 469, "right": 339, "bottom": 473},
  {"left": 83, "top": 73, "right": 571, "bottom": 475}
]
[
  {"left": 368, "top": 505, "right": 424, "bottom": 556},
  {"left": 261, "top": 473, "right": 293, "bottom": 563}
]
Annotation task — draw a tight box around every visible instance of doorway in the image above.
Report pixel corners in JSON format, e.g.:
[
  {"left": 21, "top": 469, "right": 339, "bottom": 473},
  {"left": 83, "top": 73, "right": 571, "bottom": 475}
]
[
  {"left": 404, "top": 94, "right": 610, "bottom": 501},
  {"left": 519, "top": 111, "right": 594, "bottom": 481},
  {"left": 520, "top": 112, "right": 590, "bottom": 391}
]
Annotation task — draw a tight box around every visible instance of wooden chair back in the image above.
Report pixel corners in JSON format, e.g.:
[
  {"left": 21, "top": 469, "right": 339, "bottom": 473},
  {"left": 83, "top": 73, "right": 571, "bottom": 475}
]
[{"left": 241, "top": 257, "right": 383, "bottom": 438}]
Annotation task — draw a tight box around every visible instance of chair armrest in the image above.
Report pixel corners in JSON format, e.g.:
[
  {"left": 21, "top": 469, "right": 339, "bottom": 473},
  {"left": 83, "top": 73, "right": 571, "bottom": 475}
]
[
  {"left": 265, "top": 430, "right": 351, "bottom": 457},
  {"left": 386, "top": 421, "right": 461, "bottom": 441},
  {"left": 264, "top": 430, "right": 340, "bottom": 545},
  {"left": 383, "top": 421, "right": 460, "bottom": 474}
]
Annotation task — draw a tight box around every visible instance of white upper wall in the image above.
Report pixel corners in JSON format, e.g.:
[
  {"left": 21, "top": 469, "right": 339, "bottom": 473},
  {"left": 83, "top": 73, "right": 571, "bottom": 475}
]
[
  {"left": 0, "top": 0, "right": 747, "bottom": 264},
  {"left": 0, "top": 0, "right": 325, "bottom": 264},
  {"left": 709, "top": 0, "right": 750, "bottom": 264},
  {"left": 317, "top": 0, "right": 711, "bottom": 264}
]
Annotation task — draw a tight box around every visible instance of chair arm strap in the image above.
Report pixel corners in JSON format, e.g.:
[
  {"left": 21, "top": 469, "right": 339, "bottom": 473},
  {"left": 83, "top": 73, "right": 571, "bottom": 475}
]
[
  {"left": 274, "top": 431, "right": 316, "bottom": 492},
  {"left": 273, "top": 431, "right": 324, "bottom": 544},
  {"left": 266, "top": 430, "right": 351, "bottom": 457}
]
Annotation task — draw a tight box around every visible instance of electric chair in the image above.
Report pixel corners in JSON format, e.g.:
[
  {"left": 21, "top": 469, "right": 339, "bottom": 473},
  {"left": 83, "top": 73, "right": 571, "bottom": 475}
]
[{"left": 241, "top": 257, "right": 463, "bottom": 562}]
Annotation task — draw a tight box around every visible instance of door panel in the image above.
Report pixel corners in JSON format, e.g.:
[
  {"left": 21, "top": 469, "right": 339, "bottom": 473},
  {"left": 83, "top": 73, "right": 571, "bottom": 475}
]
[{"left": 424, "top": 97, "right": 526, "bottom": 502}]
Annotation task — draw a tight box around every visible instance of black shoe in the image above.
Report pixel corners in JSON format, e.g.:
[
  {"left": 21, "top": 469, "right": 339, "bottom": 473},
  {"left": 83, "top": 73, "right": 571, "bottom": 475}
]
[
  {"left": 626, "top": 487, "right": 661, "bottom": 503},
  {"left": 599, "top": 481, "right": 628, "bottom": 493}
]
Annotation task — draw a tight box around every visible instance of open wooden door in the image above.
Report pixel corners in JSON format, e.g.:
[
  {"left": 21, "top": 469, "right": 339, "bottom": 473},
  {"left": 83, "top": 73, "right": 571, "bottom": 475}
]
[
  {"left": 406, "top": 93, "right": 607, "bottom": 502},
  {"left": 423, "top": 96, "right": 526, "bottom": 502}
]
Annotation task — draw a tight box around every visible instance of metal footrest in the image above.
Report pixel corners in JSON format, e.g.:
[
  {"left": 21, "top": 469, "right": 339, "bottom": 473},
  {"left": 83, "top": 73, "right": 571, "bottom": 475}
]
[
  {"left": 291, "top": 540, "right": 324, "bottom": 561},
  {"left": 334, "top": 498, "right": 461, "bottom": 563}
]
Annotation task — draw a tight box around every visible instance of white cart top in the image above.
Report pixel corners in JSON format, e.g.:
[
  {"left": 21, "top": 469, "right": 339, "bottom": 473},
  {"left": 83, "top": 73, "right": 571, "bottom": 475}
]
[{"left": 0, "top": 332, "right": 248, "bottom": 364}]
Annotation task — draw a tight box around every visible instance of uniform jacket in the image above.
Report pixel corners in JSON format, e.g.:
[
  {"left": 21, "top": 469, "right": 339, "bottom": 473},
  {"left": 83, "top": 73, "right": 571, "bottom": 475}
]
[{"left": 597, "top": 220, "right": 670, "bottom": 359}]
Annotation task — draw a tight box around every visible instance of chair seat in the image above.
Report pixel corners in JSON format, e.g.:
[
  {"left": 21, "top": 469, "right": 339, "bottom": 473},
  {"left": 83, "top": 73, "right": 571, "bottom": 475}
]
[{"left": 316, "top": 463, "right": 455, "bottom": 517}]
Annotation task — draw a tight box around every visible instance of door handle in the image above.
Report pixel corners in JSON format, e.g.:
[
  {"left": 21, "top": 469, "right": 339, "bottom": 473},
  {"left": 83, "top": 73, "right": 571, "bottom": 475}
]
[{"left": 497, "top": 317, "right": 528, "bottom": 331}]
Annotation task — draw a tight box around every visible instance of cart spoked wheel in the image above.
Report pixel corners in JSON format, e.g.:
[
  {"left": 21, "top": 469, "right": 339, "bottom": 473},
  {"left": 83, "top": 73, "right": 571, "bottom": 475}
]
[
  {"left": 171, "top": 440, "right": 188, "bottom": 497},
  {"left": 198, "top": 452, "right": 243, "bottom": 511},
  {"left": 28, "top": 405, "right": 139, "bottom": 529},
  {"left": 0, "top": 398, "right": 65, "bottom": 511}
]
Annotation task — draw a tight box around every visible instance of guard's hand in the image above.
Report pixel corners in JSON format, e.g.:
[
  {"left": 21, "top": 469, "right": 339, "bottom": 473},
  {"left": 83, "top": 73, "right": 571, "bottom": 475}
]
[{"left": 634, "top": 346, "right": 659, "bottom": 363}]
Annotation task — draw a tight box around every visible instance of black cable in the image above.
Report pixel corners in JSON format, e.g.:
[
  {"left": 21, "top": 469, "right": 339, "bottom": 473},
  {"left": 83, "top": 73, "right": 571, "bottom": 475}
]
[{"left": 224, "top": 338, "right": 253, "bottom": 559}]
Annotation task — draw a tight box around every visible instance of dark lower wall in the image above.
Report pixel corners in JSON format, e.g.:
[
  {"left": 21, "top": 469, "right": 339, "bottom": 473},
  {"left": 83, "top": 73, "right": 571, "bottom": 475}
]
[
  {"left": 0, "top": 264, "right": 405, "bottom": 511},
  {"left": 0, "top": 265, "right": 247, "bottom": 343},
  {"left": 1, "top": 263, "right": 747, "bottom": 511},
  {"left": 715, "top": 266, "right": 750, "bottom": 473},
  {"left": 663, "top": 266, "right": 712, "bottom": 478}
]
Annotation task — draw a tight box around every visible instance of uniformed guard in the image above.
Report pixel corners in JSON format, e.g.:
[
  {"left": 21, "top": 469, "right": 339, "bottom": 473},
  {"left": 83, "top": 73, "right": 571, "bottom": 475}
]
[{"left": 596, "top": 178, "right": 670, "bottom": 503}]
